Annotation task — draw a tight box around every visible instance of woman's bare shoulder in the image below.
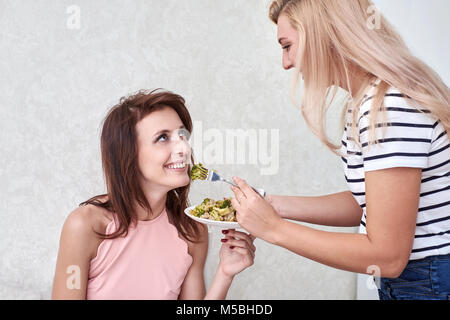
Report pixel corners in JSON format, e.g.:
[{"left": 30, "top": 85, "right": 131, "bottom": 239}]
[
  {"left": 61, "top": 199, "right": 113, "bottom": 260},
  {"left": 66, "top": 203, "right": 111, "bottom": 233}
]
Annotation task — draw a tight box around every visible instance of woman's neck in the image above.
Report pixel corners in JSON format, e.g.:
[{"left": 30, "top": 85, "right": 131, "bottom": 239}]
[
  {"left": 342, "top": 63, "right": 372, "bottom": 97},
  {"left": 135, "top": 189, "right": 168, "bottom": 221}
]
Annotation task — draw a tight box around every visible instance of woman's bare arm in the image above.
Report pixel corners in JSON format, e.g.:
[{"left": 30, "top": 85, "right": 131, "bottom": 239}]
[
  {"left": 178, "top": 224, "right": 255, "bottom": 300},
  {"left": 266, "top": 191, "right": 363, "bottom": 227},
  {"left": 51, "top": 207, "right": 102, "bottom": 299},
  {"left": 232, "top": 168, "right": 420, "bottom": 278},
  {"left": 178, "top": 224, "right": 235, "bottom": 300}
]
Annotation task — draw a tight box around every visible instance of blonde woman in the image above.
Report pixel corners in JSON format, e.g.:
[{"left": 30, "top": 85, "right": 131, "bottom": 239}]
[{"left": 229, "top": 0, "right": 449, "bottom": 300}]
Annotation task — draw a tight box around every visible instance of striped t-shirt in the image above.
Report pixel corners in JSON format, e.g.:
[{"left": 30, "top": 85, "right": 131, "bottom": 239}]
[{"left": 341, "top": 86, "right": 450, "bottom": 261}]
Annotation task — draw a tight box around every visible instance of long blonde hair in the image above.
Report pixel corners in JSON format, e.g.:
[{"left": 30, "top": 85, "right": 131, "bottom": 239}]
[{"left": 269, "top": 0, "right": 450, "bottom": 151}]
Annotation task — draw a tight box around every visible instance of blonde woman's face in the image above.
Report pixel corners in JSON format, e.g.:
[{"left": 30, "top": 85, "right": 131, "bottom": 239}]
[{"left": 277, "top": 14, "right": 300, "bottom": 70}]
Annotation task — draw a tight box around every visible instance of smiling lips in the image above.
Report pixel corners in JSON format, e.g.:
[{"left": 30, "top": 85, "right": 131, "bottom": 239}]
[{"left": 164, "top": 161, "right": 187, "bottom": 170}]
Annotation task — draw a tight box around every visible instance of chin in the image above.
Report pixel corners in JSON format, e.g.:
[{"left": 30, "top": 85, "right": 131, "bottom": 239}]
[{"left": 168, "top": 175, "right": 190, "bottom": 189}]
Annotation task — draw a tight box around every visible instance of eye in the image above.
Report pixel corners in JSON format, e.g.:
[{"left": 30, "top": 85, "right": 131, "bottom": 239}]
[
  {"left": 282, "top": 45, "right": 291, "bottom": 51},
  {"left": 156, "top": 133, "right": 168, "bottom": 142}
]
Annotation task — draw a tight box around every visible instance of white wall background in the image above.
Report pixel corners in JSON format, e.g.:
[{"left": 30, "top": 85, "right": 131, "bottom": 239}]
[{"left": 0, "top": 0, "right": 448, "bottom": 300}]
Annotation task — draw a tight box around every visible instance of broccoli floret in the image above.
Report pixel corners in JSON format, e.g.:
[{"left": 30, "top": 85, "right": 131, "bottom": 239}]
[
  {"left": 190, "top": 163, "right": 208, "bottom": 181},
  {"left": 209, "top": 211, "right": 220, "bottom": 221},
  {"left": 215, "top": 200, "right": 224, "bottom": 208},
  {"left": 191, "top": 205, "right": 205, "bottom": 217},
  {"left": 202, "top": 198, "right": 212, "bottom": 205},
  {"left": 221, "top": 199, "right": 232, "bottom": 208},
  {"left": 213, "top": 207, "right": 231, "bottom": 216}
]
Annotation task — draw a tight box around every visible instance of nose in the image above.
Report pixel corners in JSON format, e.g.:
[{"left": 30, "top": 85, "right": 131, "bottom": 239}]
[
  {"left": 283, "top": 56, "right": 294, "bottom": 70},
  {"left": 172, "top": 139, "right": 185, "bottom": 154},
  {"left": 171, "top": 137, "right": 191, "bottom": 159}
]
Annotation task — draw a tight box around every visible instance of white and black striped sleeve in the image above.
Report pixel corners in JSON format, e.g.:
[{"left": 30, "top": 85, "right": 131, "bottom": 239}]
[{"left": 357, "top": 94, "right": 436, "bottom": 172}]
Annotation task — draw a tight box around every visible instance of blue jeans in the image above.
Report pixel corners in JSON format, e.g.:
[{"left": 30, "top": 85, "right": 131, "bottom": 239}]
[{"left": 378, "top": 253, "right": 450, "bottom": 300}]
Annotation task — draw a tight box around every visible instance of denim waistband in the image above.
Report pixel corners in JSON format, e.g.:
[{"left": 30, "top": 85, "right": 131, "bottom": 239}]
[
  {"left": 408, "top": 252, "right": 450, "bottom": 264},
  {"left": 378, "top": 253, "right": 450, "bottom": 300}
]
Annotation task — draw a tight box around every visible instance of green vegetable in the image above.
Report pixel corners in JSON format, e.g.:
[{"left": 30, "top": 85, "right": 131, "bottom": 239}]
[
  {"left": 189, "top": 197, "right": 236, "bottom": 222},
  {"left": 190, "top": 163, "right": 208, "bottom": 181},
  {"left": 219, "top": 199, "right": 231, "bottom": 209},
  {"left": 202, "top": 198, "right": 212, "bottom": 205}
]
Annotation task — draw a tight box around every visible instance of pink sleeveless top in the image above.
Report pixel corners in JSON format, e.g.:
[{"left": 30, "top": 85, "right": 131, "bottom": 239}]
[{"left": 87, "top": 209, "right": 193, "bottom": 300}]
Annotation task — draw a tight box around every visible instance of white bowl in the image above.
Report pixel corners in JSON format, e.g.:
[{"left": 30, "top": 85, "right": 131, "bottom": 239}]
[{"left": 184, "top": 205, "right": 240, "bottom": 229}]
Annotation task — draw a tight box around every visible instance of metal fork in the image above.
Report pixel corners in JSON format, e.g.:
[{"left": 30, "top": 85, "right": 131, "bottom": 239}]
[{"left": 206, "top": 170, "right": 266, "bottom": 198}]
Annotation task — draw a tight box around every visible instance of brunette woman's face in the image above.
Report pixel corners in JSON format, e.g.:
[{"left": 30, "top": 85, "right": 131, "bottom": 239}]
[
  {"left": 135, "top": 106, "right": 191, "bottom": 192},
  {"left": 277, "top": 14, "right": 300, "bottom": 70}
]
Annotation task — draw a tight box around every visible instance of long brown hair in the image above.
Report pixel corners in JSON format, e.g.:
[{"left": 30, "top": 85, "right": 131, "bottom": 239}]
[{"left": 80, "top": 89, "right": 201, "bottom": 242}]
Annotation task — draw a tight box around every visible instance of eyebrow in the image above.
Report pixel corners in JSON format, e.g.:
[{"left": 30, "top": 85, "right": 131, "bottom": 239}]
[
  {"left": 153, "top": 125, "right": 186, "bottom": 138},
  {"left": 278, "top": 37, "right": 287, "bottom": 44}
]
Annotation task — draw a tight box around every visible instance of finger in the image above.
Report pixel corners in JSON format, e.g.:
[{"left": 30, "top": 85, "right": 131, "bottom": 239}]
[
  {"left": 225, "top": 229, "right": 256, "bottom": 243},
  {"left": 222, "top": 236, "right": 256, "bottom": 252},
  {"left": 227, "top": 245, "right": 245, "bottom": 254},
  {"left": 232, "top": 177, "right": 257, "bottom": 199},
  {"left": 223, "top": 238, "right": 255, "bottom": 254},
  {"left": 236, "top": 246, "right": 255, "bottom": 260},
  {"left": 228, "top": 245, "right": 254, "bottom": 260},
  {"left": 221, "top": 229, "right": 235, "bottom": 236},
  {"left": 231, "top": 185, "right": 246, "bottom": 203},
  {"left": 223, "top": 238, "right": 248, "bottom": 248},
  {"left": 224, "top": 230, "right": 256, "bottom": 251},
  {"left": 230, "top": 197, "right": 242, "bottom": 211},
  {"left": 230, "top": 199, "right": 243, "bottom": 223},
  {"left": 229, "top": 229, "right": 254, "bottom": 240}
]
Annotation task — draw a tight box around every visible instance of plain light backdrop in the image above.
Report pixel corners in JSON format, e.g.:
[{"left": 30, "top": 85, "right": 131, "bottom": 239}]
[{"left": 1, "top": 0, "right": 448, "bottom": 299}]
